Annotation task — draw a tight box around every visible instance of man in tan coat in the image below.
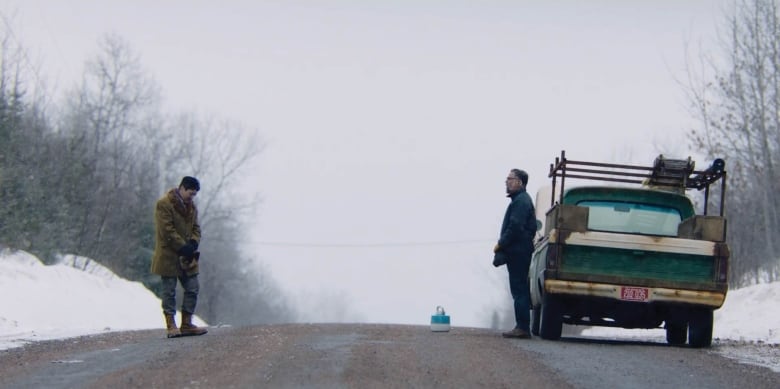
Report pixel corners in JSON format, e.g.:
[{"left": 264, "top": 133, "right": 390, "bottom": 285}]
[{"left": 151, "top": 176, "right": 208, "bottom": 338}]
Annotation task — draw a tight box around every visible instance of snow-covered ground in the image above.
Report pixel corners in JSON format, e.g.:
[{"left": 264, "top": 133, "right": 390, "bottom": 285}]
[
  {"left": 1, "top": 248, "right": 778, "bottom": 372},
  {"left": 0, "top": 249, "right": 206, "bottom": 350}
]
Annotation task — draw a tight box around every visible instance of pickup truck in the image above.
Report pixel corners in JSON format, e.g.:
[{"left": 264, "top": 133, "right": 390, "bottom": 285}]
[{"left": 529, "top": 151, "right": 729, "bottom": 347}]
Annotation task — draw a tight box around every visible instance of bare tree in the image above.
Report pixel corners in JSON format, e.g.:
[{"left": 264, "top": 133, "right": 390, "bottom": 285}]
[
  {"left": 685, "top": 0, "right": 780, "bottom": 285},
  {"left": 76, "top": 37, "right": 155, "bottom": 241},
  {"left": 48, "top": 34, "right": 163, "bottom": 277},
  {"left": 0, "top": 19, "right": 57, "bottom": 257},
  {"left": 156, "top": 110, "right": 293, "bottom": 325},
  {"left": 163, "top": 111, "right": 263, "bottom": 230}
]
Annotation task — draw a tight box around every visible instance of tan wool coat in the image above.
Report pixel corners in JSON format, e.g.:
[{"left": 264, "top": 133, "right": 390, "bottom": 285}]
[{"left": 150, "top": 188, "right": 202, "bottom": 277}]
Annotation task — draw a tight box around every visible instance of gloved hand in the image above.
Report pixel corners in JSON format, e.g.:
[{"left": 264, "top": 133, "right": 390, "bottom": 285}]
[
  {"left": 188, "top": 239, "right": 199, "bottom": 251},
  {"left": 178, "top": 242, "right": 196, "bottom": 258},
  {"left": 493, "top": 252, "right": 507, "bottom": 267}
]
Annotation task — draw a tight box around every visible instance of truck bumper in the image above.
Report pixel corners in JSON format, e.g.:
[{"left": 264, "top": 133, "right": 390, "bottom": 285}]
[{"left": 544, "top": 279, "right": 726, "bottom": 308}]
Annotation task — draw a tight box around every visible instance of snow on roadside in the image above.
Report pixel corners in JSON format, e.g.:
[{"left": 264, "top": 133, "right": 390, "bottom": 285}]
[{"left": 0, "top": 249, "right": 205, "bottom": 351}]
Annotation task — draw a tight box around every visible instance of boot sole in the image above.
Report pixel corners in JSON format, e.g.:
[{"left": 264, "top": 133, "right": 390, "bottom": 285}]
[
  {"left": 180, "top": 330, "right": 208, "bottom": 337},
  {"left": 502, "top": 330, "right": 532, "bottom": 339},
  {"left": 502, "top": 334, "right": 531, "bottom": 339}
]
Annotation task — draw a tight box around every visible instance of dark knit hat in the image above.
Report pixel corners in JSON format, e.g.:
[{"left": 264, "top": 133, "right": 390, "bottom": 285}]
[{"left": 180, "top": 176, "right": 200, "bottom": 191}]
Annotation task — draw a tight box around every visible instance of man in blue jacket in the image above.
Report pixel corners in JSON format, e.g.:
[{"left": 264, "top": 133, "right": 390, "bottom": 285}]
[{"left": 494, "top": 169, "right": 537, "bottom": 338}]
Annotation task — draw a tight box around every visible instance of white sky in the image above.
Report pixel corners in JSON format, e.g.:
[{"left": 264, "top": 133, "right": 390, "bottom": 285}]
[
  {"left": 1, "top": 1, "right": 734, "bottom": 326},
  {"left": 1, "top": 249, "right": 778, "bottom": 373}
]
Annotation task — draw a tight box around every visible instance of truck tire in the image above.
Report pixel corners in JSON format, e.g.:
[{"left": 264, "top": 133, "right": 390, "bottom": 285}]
[
  {"left": 688, "top": 308, "right": 713, "bottom": 348},
  {"left": 665, "top": 321, "right": 687, "bottom": 345},
  {"left": 539, "top": 294, "right": 562, "bottom": 340},
  {"left": 530, "top": 305, "right": 541, "bottom": 336}
]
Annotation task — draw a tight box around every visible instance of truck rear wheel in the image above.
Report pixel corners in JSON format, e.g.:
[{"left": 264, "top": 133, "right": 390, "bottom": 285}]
[
  {"left": 665, "top": 321, "right": 687, "bottom": 345},
  {"left": 539, "top": 294, "right": 562, "bottom": 340},
  {"left": 688, "top": 308, "right": 713, "bottom": 348},
  {"left": 530, "top": 305, "right": 541, "bottom": 336}
]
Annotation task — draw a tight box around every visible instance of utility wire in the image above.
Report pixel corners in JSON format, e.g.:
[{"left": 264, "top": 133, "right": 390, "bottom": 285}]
[{"left": 215, "top": 238, "right": 494, "bottom": 248}]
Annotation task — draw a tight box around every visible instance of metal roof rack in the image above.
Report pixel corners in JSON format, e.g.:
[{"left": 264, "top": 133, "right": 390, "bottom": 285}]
[{"left": 548, "top": 150, "right": 727, "bottom": 216}]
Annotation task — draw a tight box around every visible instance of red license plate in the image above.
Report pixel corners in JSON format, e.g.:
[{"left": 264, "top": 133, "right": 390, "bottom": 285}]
[{"left": 620, "top": 287, "right": 649, "bottom": 302}]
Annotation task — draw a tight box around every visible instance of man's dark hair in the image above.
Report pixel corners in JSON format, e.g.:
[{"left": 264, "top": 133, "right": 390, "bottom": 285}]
[
  {"left": 511, "top": 169, "right": 528, "bottom": 186},
  {"left": 180, "top": 176, "right": 200, "bottom": 191}
]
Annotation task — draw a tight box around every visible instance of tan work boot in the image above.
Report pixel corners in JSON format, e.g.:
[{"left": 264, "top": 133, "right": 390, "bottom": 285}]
[
  {"left": 502, "top": 328, "right": 531, "bottom": 339},
  {"left": 164, "top": 313, "right": 181, "bottom": 338},
  {"left": 180, "top": 312, "right": 208, "bottom": 336}
]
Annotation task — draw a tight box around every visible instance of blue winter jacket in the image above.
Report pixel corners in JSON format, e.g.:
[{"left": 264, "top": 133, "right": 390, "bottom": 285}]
[{"left": 498, "top": 188, "right": 536, "bottom": 259}]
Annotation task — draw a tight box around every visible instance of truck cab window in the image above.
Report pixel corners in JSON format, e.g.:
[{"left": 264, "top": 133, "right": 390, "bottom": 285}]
[{"left": 579, "top": 200, "right": 682, "bottom": 237}]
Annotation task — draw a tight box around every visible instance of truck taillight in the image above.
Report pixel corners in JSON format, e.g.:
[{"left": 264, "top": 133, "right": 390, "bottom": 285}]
[
  {"left": 716, "top": 243, "right": 730, "bottom": 282},
  {"left": 717, "top": 259, "right": 728, "bottom": 282},
  {"left": 546, "top": 245, "right": 559, "bottom": 269}
]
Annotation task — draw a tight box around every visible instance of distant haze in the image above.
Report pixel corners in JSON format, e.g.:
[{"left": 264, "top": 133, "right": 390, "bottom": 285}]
[{"left": 4, "top": 1, "right": 726, "bottom": 326}]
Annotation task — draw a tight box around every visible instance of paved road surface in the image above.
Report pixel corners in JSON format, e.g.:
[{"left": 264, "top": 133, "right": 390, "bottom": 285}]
[{"left": 0, "top": 323, "right": 777, "bottom": 388}]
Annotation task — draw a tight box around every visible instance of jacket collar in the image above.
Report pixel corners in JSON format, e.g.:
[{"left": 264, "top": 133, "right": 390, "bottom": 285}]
[
  {"left": 168, "top": 188, "right": 194, "bottom": 216},
  {"left": 507, "top": 187, "right": 527, "bottom": 200}
]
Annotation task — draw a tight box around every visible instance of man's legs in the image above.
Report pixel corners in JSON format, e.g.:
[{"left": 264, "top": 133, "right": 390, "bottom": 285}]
[
  {"left": 160, "top": 276, "right": 178, "bottom": 315},
  {"left": 178, "top": 274, "right": 208, "bottom": 336},
  {"left": 160, "top": 276, "right": 180, "bottom": 338},
  {"left": 506, "top": 256, "right": 531, "bottom": 333},
  {"left": 179, "top": 274, "right": 199, "bottom": 315}
]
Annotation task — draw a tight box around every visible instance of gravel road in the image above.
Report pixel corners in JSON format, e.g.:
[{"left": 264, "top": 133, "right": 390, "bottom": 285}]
[{"left": 0, "top": 323, "right": 778, "bottom": 388}]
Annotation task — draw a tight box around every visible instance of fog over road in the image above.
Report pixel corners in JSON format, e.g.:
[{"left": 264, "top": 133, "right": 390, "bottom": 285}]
[{"left": 0, "top": 324, "right": 777, "bottom": 388}]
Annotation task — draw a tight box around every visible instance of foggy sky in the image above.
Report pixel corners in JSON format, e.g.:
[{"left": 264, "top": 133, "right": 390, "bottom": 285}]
[{"left": 4, "top": 0, "right": 726, "bottom": 327}]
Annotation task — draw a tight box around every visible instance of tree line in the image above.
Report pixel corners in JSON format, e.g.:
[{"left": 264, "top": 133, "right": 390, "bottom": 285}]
[{"left": 0, "top": 31, "right": 295, "bottom": 325}]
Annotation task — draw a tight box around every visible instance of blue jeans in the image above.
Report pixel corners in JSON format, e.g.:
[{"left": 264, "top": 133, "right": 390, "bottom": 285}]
[
  {"left": 507, "top": 255, "right": 531, "bottom": 331},
  {"left": 160, "top": 274, "right": 199, "bottom": 315}
]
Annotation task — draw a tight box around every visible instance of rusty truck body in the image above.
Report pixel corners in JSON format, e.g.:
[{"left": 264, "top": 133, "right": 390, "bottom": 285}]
[{"left": 529, "top": 151, "right": 729, "bottom": 347}]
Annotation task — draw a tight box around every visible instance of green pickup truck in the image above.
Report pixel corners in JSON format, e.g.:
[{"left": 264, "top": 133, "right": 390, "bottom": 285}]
[{"left": 529, "top": 151, "right": 729, "bottom": 347}]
